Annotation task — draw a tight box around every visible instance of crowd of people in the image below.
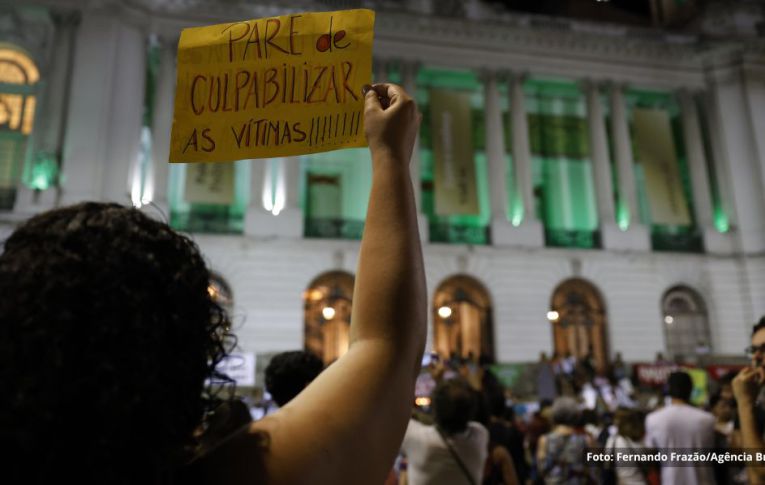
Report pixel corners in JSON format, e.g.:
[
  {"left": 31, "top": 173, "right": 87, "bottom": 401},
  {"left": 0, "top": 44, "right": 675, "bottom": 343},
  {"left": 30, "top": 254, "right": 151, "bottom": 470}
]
[
  {"left": 3, "top": 79, "right": 765, "bottom": 485},
  {"left": 382, "top": 336, "right": 762, "bottom": 485}
]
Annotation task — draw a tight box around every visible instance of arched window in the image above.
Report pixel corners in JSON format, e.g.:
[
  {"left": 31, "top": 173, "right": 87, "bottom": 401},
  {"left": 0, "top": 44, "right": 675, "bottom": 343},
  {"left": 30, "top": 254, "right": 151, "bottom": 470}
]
[
  {"left": 432, "top": 275, "right": 494, "bottom": 361},
  {"left": 549, "top": 278, "right": 608, "bottom": 371},
  {"left": 303, "top": 271, "right": 354, "bottom": 365},
  {"left": 0, "top": 46, "right": 40, "bottom": 209},
  {"left": 208, "top": 271, "right": 234, "bottom": 310},
  {"left": 661, "top": 286, "right": 710, "bottom": 362}
]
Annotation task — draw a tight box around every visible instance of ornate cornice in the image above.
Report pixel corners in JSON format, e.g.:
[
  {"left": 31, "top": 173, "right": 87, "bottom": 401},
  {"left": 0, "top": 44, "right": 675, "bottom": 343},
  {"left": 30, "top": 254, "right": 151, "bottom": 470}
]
[
  {"left": 17, "top": 0, "right": 761, "bottom": 89},
  {"left": 374, "top": 12, "right": 701, "bottom": 67}
]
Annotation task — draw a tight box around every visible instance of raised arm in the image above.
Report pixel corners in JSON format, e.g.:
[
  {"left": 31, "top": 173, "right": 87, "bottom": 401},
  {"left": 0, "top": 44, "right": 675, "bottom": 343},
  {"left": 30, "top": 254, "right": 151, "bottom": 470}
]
[
  {"left": 733, "top": 367, "right": 765, "bottom": 484},
  {"left": 235, "top": 84, "right": 426, "bottom": 485}
]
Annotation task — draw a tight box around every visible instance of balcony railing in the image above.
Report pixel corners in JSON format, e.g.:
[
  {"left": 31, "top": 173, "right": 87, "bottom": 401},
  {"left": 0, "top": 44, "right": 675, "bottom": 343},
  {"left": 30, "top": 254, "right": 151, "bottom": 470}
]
[
  {"left": 429, "top": 222, "right": 489, "bottom": 245},
  {"left": 304, "top": 218, "right": 365, "bottom": 240},
  {"left": 544, "top": 228, "right": 601, "bottom": 249},
  {"left": 651, "top": 226, "right": 703, "bottom": 253}
]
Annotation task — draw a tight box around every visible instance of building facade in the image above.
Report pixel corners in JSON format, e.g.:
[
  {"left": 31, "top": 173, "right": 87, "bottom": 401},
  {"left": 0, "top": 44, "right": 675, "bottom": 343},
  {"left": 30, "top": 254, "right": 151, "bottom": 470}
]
[{"left": 2, "top": 0, "right": 765, "bottom": 371}]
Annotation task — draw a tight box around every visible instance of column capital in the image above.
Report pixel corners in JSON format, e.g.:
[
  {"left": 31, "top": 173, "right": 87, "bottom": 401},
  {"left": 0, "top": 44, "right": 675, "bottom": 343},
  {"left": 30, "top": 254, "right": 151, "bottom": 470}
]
[
  {"left": 477, "top": 69, "right": 510, "bottom": 84},
  {"left": 51, "top": 9, "right": 82, "bottom": 28},
  {"left": 153, "top": 33, "right": 180, "bottom": 52},
  {"left": 676, "top": 86, "right": 707, "bottom": 101},
  {"left": 605, "top": 81, "right": 630, "bottom": 93},
  {"left": 400, "top": 60, "right": 422, "bottom": 78},
  {"left": 578, "top": 77, "right": 611, "bottom": 92},
  {"left": 506, "top": 70, "right": 529, "bottom": 84}
]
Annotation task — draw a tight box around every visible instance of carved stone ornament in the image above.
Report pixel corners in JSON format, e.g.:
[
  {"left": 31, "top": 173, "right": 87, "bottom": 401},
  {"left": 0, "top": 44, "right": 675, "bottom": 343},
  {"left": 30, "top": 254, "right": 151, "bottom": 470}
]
[{"left": 0, "top": 6, "right": 55, "bottom": 71}]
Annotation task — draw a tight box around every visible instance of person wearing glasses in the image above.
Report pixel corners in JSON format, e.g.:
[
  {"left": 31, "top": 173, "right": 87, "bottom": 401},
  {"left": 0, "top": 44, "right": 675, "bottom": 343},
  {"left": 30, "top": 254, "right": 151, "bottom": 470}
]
[{"left": 733, "top": 316, "right": 765, "bottom": 484}]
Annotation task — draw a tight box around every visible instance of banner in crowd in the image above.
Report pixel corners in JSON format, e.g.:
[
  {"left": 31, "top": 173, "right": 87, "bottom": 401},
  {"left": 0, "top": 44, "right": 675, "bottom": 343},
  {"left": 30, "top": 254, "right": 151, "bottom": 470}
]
[
  {"left": 632, "top": 108, "right": 691, "bottom": 226},
  {"left": 633, "top": 363, "right": 710, "bottom": 406},
  {"left": 184, "top": 162, "right": 235, "bottom": 204},
  {"left": 706, "top": 364, "right": 745, "bottom": 380},
  {"left": 634, "top": 363, "right": 678, "bottom": 387},
  {"left": 215, "top": 352, "right": 256, "bottom": 387},
  {"left": 686, "top": 367, "right": 708, "bottom": 406},
  {"left": 430, "top": 89, "right": 480, "bottom": 216},
  {"left": 170, "top": 9, "right": 374, "bottom": 162}
]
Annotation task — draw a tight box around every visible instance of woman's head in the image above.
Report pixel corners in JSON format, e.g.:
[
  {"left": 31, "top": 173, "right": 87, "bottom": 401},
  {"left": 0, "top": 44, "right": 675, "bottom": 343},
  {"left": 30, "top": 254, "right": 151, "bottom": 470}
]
[
  {"left": 0, "top": 202, "right": 234, "bottom": 481},
  {"left": 550, "top": 397, "right": 580, "bottom": 427},
  {"left": 432, "top": 378, "right": 476, "bottom": 435},
  {"left": 614, "top": 408, "right": 645, "bottom": 441}
]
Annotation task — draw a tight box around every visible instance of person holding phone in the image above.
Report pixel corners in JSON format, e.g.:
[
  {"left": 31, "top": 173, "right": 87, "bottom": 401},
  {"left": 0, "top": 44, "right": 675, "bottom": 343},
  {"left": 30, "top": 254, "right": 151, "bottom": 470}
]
[{"left": 733, "top": 316, "right": 765, "bottom": 484}]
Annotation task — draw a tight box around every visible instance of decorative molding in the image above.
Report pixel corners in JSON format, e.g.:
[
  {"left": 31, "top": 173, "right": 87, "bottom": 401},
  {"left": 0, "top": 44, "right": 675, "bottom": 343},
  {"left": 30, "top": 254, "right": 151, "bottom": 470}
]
[
  {"left": 19, "top": 0, "right": 759, "bottom": 89},
  {"left": 0, "top": 6, "right": 56, "bottom": 73}
]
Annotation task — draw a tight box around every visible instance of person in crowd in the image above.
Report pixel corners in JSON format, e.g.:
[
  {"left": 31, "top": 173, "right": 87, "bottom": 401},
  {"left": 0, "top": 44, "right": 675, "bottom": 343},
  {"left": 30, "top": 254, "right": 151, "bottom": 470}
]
[
  {"left": 732, "top": 316, "right": 765, "bottom": 483},
  {"left": 536, "top": 352, "right": 558, "bottom": 402},
  {"left": 264, "top": 350, "right": 324, "bottom": 408},
  {"left": 576, "top": 409, "right": 601, "bottom": 442},
  {"left": 709, "top": 391, "right": 743, "bottom": 485},
  {"left": 536, "top": 397, "right": 595, "bottom": 484},
  {"left": 400, "top": 379, "right": 489, "bottom": 485},
  {"left": 485, "top": 389, "right": 527, "bottom": 484},
  {"left": 0, "top": 82, "right": 426, "bottom": 484},
  {"left": 612, "top": 352, "right": 628, "bottom": 382},
  {"left": 716, "top": 371, "right": 736, "bottom": 402},
  {"left": 709, "top": 391, "right": 736, "bottom": 444},
  {"left": 526, "top": 400, "right": 552, "bottom": 483},
  {"left": 655, "top": 352, "right": 670, "bottom": 365},
  {"left": 645, "top": 371, "right": 716, "bottom": 485},
  {"left": 605, "top": 408, "right": 649, "bottom": 485}
]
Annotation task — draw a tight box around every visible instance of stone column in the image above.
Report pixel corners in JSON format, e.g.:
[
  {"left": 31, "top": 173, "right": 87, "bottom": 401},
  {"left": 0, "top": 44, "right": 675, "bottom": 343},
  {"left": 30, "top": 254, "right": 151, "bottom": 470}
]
[
  {"left": 583, "top": 80, "right": 615, "bottom": 225},
  {"left": 583, "top": 79, "right": 633, "bottom": 250},
  {"left": 14, "top": 10, "right": 79, "bottom": 214},
  {"left": 481, "top": 70, "right": 512, "bottom": 244},
  {"left": 608, "top": 83, "right": 650, "bottom": 250},
  {"left": 507, "top": 71, "right": 543, "bottom": 246},
  {"left": 245, "top": 157, "right": 303, "bottom": 238},
  {"left": 706, "top": 64, "right": 765, "bottom": 254},
  {"left": 147, "top": 35, "right": 177, "bottom": 219},
  {"left": 101, "top": 22, "right": 147, "bottom": 204},
  {"left": 678, "top": 89, "right": 716, "bottom": 228},
  {"left": 59, "top": 12, "right": 120, "bottom": 205},
  {"left": 372, "top": 57, "right": 387, "bottom": 83},
  {"left": 401, "top": 60, "right": 429, "bottom": 241}
]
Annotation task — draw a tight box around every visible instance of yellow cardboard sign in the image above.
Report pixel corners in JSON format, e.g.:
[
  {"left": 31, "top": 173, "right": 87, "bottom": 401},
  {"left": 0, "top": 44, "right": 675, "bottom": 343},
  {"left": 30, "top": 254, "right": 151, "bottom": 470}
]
[{"left": 169, "top": 9, "right": 375, "bottom": 163}]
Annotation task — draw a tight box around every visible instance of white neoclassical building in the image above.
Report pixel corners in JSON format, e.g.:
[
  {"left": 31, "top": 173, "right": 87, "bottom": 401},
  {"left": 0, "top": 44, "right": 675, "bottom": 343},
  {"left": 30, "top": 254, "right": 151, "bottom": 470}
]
[{"left": 2, "top": 0, "right": 765, "bottom": 374}]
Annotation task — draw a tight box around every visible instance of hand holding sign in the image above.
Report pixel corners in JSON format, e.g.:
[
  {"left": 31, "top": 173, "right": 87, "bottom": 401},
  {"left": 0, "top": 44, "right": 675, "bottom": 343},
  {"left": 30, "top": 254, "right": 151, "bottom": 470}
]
[
  {"left": 170, "top": 9, "right": 375, "bottom": 163},
  {"left": 363, "top": 83, "right": 421, "bottom": 165}
]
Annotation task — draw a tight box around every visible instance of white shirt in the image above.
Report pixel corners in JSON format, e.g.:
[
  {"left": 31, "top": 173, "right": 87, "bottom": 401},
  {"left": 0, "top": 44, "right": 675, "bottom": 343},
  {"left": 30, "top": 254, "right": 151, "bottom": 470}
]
[
  {"left": 605, "top": 435, "right": 648, "bottom": 485},
  {"left": 644, "top": 402, "right": 716, "bottom": 485},
  {"left": 401, "top": 419, "right": 488, "bottom": 485}
]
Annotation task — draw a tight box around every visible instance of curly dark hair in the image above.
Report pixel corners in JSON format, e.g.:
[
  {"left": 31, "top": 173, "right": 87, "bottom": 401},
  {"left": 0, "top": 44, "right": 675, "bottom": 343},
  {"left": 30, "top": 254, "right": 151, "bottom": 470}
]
[
  {"left": 265, "top": 350, "right": 324, "bottom": 407},
  {"left": 0, "top": 202, "right": 235, "bottom": 483}
]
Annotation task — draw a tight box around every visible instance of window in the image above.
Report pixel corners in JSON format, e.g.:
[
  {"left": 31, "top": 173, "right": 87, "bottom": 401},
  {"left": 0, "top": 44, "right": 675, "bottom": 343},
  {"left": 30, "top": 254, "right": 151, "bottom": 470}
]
[
  {"left": 416, "top": 68, "right": 491, "bottom": 245},
  {"left": 301, "top": 148, "right": 371, "bottom": 240},
  {"left": 0, "top": 46, "right": 40, "bottom": 209},
  {"left": 525, "top": 78, "right": 599, "bottom": 249},
  {"left": 168, "top": 160, "right": 250, "bottom": 233},
  {"left": 432, "top": 275, "right": 494, "bottom": 361},
  {"left": 303, "top": 271, "right": 355, "bottom": 365},
  {"left": 661, "top": 286, "right": 711, "bottom": 362},
  {"left": 549, "top": 278, "right": 608, "bottom": 372},
  {"left": 625, "top": 89, "right": 701, "bottom": 252},
  {"left": 208, "top": 272, "right": 234, "bottom": 308}
]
